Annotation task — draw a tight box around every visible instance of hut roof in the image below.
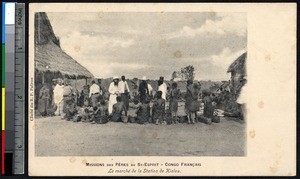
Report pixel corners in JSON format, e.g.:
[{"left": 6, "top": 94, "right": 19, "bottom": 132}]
[
  {"left": 227, "top": 52, "right": 247, "bottom": 75},
  {"left": 34, "top": 12, "right": 93, "bottom": 79},
  {"left": 35, "top": 42, "right": 94, "bottom": 79}
]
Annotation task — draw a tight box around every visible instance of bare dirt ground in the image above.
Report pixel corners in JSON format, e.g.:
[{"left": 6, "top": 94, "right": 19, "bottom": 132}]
[
  {"left": 35, "top": 103, "right": 246, "bottom": 156},
  {"left": 35, "top": 117, "right": 245, "bottom": 156}
]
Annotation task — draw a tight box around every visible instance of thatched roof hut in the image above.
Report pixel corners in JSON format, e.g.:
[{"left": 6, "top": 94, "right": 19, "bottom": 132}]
[
  {"left": 34, "top": 12, "right": 93, "bottom": 79},
  {"left": 35, "top": 42, "right": 94, "bottom": 79},
  {"left": 227, "top": 52, "right": 247, "bottom": 94},
  {"left": 213, "top": 52, "right": 247, "bottom": 118},
  {"left": 227, "top": 52, "right": 247, "bottom": 75}
]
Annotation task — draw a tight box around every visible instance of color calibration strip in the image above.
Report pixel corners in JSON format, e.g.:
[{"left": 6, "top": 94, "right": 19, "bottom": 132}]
[
  {"left": 1, "top": 2, "right": 25, "bottom": 175},
  {"left": 14, "top": 3, "right": 26, "bottom": 175},
  {"left": 1, "top": 2, "right": 5, "bottom": 174},
  {"left": 2, "top": 2, "right": 7, "bottom": 174},
  {"left": 2, "top": 2, "right": 16, "bottom": 175}
]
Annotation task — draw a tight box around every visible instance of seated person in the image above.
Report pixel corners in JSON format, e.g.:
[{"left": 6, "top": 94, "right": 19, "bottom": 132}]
[
  {"left": 152, "top": 91, "right": 166, "bottom": 125},
  {"left": 110, "top": 96, "right": 127, "bottom": 122},
  {"left": 203, "top": 91, "right": 214, "bottom": 118},
  {"left": 128, "top": 99, "right": 141, "bottom": 123},
  {"left": 92, "top": 100, "right": 109, "bottom": 124},
  {"left": 64, "top": 96, "right": 77, "bottom": 121},
  {"left": 73, "top": 99, "right": 92, "bottom": 122},
  {"left": 136, "top": 99, "right": 150, "bottom": 124}
]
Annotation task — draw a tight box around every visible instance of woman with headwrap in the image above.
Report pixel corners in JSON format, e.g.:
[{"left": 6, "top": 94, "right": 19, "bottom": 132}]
[
  {"left": 38, "top": 83, "right": 51, "bottom": 116},
  {"left": 185, "top": 80, "right": 200, "bottom": 124},
  {"left": 138, "top": 76, "right": 149, "bottom": 104}
]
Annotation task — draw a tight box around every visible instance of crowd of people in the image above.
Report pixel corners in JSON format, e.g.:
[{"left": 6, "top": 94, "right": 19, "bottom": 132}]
[{"left": 37, "top": 75, "right": 221, "bottom": 125}]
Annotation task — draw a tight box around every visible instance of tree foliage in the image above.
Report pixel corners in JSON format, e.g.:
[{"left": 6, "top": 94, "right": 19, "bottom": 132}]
[{"left": 180, "top": 65, "right": 195, "bottom": 81}]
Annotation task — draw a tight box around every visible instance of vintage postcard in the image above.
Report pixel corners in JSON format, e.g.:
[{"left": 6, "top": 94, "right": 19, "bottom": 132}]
[{"left": 28, "top": 3, "right": 296, "bottom": 176}]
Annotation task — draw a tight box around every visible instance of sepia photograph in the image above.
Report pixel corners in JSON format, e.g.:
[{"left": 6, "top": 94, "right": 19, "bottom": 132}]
[
  {"left": 34, "top": 11, "right": 247, "bottom": 156},
  {"left": 28, "top": 3, "right": 296, "bottom": 176}
]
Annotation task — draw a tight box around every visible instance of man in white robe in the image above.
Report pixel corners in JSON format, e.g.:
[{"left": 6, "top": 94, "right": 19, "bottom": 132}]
[
  {"left": 53, "top": 78, "right": 64, "bottom": 116},
  {"left": 158, "top": 76, "right": 167, "bottom": 101},
  {"left": 119, "top": 75, "right": 130, "bottom": 110},
  {"left": 108, "top": 76, "right": 120, "bottom": 114}
]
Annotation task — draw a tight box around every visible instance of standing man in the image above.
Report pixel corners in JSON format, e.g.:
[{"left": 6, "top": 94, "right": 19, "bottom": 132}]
[
  {"left": 53, "top": 78, "right": 64, "bottom": 116},
  {"left": 119, "top": 75, "right": 130, "bottom": 111},
  {"left": 96, "top": 79, "right": 104, "bottom": 101},
  {"left": 89, "top": 80, "right": 101, "bottom": 107},
  {"left": 158, "top": 76, "right": 167, "bottom": 101},
  {"left": 108, "top": 76, "right": 120, "bottom": 114},
  {"left": 147, "top": 79, "right": 153, "bottom": 99}
]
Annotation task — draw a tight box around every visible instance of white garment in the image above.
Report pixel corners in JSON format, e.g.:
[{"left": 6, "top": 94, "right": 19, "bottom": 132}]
[
  {"left": 55, "top": 101, "right": 64, "bottom": 116},
  {"left": 89, "top": 83, "right": 100, "bottom": 97},
  {"left": 158, "top": 82, "right": 167, "bottom": 100},
  {"left": 147, "top": 84, "right": 153, "bottom": 94},
  {"left": 118, "top": 80, "right": 130, "bottom": 93},
  {"left": 53, "top": 84, "right": 64, "bottom": 103},
  {"left": 108, "top": 82, "right": 120, "bottom": 114},
  {"left": 237, "top": 84, "right": 247, "bottom": 104},
  {"left": 53, "top": 84, "right": 64, "bottom": 116}
]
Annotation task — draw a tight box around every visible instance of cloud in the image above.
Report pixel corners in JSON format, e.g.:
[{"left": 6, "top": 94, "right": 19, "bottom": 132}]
[
  {"left": 54, "top": 30, "right": 136, "bottom": 79},
  {"left": 196, "top": 47, "right": 246, "bottom": 81},
  {"left": 57, "top": 30, "right": 135, "bottom": 61},
  {"left": 174, "top": 47, "right": 246, "bottom": 81},
  {"left": 166, "top": 13, "right": 246, "bottom": 39},
  {"left": 210, "top": 47, "right": 246, "bottom": 68},
  {"left": 47, "top": 12, "right": 246, "bottom": 81},
  {"left": 48, "top": 12, "right": 104, "bottom": 23}
]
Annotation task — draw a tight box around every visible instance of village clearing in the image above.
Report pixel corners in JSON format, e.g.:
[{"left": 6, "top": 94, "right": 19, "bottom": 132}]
[{"left": 35, "top": 103, "right": 246, "bottom": 156}]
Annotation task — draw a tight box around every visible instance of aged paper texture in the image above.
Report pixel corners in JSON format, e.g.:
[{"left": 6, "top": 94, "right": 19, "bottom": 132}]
[{"left": 28, "top": 3, "right": 296, "bottom": 176}]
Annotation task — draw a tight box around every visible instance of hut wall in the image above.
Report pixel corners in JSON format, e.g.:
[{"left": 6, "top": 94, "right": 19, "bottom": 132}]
[
  {"left": 231, "top": 72, "right": 244, "bottom": 95},
  {"left": 35, "top": 71, "right": 92, "bottom": 108}
]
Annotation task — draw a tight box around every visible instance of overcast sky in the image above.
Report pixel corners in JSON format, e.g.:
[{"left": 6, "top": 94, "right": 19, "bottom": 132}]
[{"left": 47, "top": 12, "right": 246, "bottom": 81}]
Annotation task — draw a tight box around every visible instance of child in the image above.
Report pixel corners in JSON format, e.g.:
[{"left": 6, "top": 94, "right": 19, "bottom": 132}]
[
  {"left": 152, "top": 91, "right": 165, "bottom": 125},
  {"left": 110, "top": 96, "right": 127, "bottom": 122},
  {"left": 136, "top": 99, "right": 150, "bottom": 124},
  {"left": 92, "top": 100, "right": 109, "bottom": 124},
  {"left": 169, "top": 82, "right": 180, "bottom": 124}
]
